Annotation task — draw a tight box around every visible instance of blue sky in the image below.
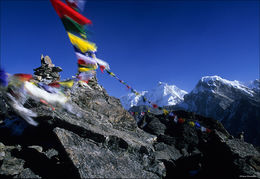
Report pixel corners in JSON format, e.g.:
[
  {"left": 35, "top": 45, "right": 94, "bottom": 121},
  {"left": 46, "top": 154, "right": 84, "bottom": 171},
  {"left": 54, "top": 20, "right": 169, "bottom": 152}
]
[{"left": 0, "top": 0, "right": 259, "bottom": 98}]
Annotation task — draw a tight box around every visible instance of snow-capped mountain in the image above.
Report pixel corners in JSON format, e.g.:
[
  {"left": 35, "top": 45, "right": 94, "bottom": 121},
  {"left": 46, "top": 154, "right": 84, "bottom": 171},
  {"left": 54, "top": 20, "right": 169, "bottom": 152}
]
[
  {"left": 177, "top": 76, "right": 260, "bottom": 146},
  {"left": 120, "top": 82, "right": 187, "bottom": 110},
  {"left": 120, "top": 76, "right": 260, "bottom": 145},
  {"left": 243, "top": 79, "right": 260, "bottom": 93}
]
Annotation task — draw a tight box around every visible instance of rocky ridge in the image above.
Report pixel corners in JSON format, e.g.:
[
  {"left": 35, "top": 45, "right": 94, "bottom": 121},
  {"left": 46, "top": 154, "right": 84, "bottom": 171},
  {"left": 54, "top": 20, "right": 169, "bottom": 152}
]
[
  {"left": 178, "top": 76, "right": 260, "bottom": 146},
  {"left": 0, "top": 59, "right": 259, "bottom": 178}
]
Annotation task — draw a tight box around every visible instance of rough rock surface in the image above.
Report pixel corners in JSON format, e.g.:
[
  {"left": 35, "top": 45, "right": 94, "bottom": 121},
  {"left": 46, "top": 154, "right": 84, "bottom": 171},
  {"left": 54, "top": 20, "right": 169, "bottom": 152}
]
[
  {"left": 33, "top": 55, "right": 62, "bottom": 82},
  {"left": 0, "top": 58, "right": 260, "bottom": 178},
  {"left": 0, "top": 66, "right": 165, "bottom": 178},
  {"left": 131, "top": 107, "right": 260, "bottom": 178},
  {"left": 178, "top": 76, "right": 260, "bottom": 146}
]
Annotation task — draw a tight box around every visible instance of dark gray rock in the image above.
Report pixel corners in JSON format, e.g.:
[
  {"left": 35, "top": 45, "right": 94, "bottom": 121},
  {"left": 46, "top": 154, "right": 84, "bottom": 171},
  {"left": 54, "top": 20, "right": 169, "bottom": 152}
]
[
  {"left": 33, "top": 55, "right": 62, "bottom": 82},
  {"left": 130, "top": 107, "right": 260, "bottom": 178},
  {"left": 177, "top": 77, "right": 260, "bottom": 146},
  {"left": 1, "top": 57, "right": 260, "bottom": 178}
]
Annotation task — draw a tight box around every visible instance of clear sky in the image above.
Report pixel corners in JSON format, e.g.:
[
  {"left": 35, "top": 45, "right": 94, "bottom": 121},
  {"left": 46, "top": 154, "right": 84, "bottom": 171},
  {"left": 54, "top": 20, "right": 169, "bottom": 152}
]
[{"left": 0, "top": 0, "right": 259, "bottom": 98}]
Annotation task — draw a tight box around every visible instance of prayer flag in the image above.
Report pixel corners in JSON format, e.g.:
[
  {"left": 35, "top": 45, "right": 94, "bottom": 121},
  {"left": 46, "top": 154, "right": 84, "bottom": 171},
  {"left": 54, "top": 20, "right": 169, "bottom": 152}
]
[
  {"left": 68, "top": 32, "right": 97, "bottom": 53},
  {"left": 152, "top": 104, "right": 158, "bottom": 108},
  {"left": 169, "top": 112, "right": 174, "bottom": 117},
  {"left": 78, "top": 67, "right": 96, "bottom": 72},
  {"left": 188, "top": 121, "right": 195, "bottom": 127},
  {"left": 75, "top": 52, "right": 97, "bottom": 65},
  {"left": 94, "top": 57, "right": 110, "bottom": 70},
  {"left": 65, "top": 0, "right": 86, "bottom": 12},
  {"left": 50, "top": 0, "right": 91, "bottom": 25},
  {"left": 59, "top": 80, "right": 74, "bottom": 88},
  {"left": 61, "top": 15, "right": 86, "bottom": 38},
  {"left": 201, "top": 126, "right": 206, "bottom": 132},
  {"left": 99, "top": 65, "right": 105, "bottom": 73},
  {"left": 77, "top": 71, "right": 94, "bottom": 81},
  {"left": 13, "top": 74, "right": 32, "bottom": 82},
  {"left": 163, "top": 109, "right": 169, "bottom": 115},
  {"left": 195, "top": 122, "right": 201, "bottom": 128},
  {"left": 174, "top": 116, "right": 178, "bottom": 123},
  {"left": 0, "top": 69, "right": 8, "bottom": 87},
  {"left": 178, "top": 118, "right": 185, "bottom": 123},
  {"left": 48, "top": 82, "right": 61, "bottom": 88},
  {"left": 206, "top": 128, "right": 211, "bottom": 133}
]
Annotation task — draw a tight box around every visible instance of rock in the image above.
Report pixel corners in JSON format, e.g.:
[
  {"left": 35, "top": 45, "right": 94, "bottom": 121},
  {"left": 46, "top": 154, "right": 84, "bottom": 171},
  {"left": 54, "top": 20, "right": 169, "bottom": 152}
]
[
  {"left": 44, "top": 149, "right": 59, "bottom": 159},
  {"left": 33, "top": 55, "right": 62, "bottom": 82},
  {"left": 1, "top": 56, "right": 259, "bottom": 178},
  {"left": 130, "top": 107, "right": 260, "bottom": 178},
  {"left": 28, "top": 145, "right": 43, "bottom": 153},
  {"left": 54, "top": 127, "right": 161, "bottom": 178},
  {"left": 154, "top": 143, "right": 182, "bottom": 161},
  {"left": 13, "top": 168, "right": 41, "bottom": 179}
]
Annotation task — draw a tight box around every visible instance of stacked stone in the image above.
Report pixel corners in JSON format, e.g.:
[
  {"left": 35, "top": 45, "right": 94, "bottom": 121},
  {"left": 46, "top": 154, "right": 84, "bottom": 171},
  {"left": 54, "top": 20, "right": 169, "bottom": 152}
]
[{"left": 33, "top": 55, "right": 62, "bottom": 82}]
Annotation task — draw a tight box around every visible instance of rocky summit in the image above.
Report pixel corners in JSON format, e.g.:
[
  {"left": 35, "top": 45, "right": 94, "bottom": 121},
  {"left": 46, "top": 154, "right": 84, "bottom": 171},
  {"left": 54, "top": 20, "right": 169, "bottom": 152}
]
[{"left": 0, "top": 59, "right": 260, "bottom": 178}]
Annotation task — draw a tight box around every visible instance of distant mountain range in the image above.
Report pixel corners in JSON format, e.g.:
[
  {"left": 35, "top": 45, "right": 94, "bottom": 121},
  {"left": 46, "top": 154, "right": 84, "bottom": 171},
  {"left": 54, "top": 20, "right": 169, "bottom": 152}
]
[
  {"left": 120, "top": 82, "right": 188, "bottom": 110},
  {"left": 120, "top": 76, "right": 260, "bottom": 146}
]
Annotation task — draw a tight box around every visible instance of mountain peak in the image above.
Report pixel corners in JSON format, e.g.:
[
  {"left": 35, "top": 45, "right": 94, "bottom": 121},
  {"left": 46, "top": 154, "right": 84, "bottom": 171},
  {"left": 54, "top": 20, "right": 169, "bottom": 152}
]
[
  {"left": 120, "top": 82, "right": 187, "bottom": 110},
  {"left": 192, "top": 75, "right": 255, "bottom": 97}
]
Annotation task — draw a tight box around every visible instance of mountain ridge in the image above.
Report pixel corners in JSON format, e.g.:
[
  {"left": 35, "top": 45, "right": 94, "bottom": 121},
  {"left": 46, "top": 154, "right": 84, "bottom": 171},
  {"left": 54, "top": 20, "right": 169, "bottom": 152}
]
[
  {"left": 120, "top": 81, "right": 187, "bottom": 110},
  {"left": 122, "top": 75, "right": 260, "bottom": 146}
]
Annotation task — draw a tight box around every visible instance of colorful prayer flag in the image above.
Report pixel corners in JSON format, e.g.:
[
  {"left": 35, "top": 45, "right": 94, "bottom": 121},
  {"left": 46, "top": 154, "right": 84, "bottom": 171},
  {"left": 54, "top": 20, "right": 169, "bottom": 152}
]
[
  {"left": 174, "top": 116, "right": 178, "bottom": 123},
  {"left": 59, "top": 80, "right": 74, "bottom": 88},
  {"left": 169, "top": 112, "right": 174, "bottom": 117},
  {"left": 201, "top": 126, "right": 206, "bottom": 132},
  {"left": 68, "top": 32, "right": 97, "bottom": 53},
  {"left": 206, "top": 128, "right": 211, "bottom": 133},
  {"left": 78, "top": 67, "right": 96, "bottom": 72},
  {"left": 61, "top": 15, "right": 86, "bottom": 38},
  {"left": 48, "top": 82, "right": 61, "bottom": 88},
  {"left": 195, "top": 122, "right": 201, "bottom": 128},
  {"left": 178, "top": 118, "right": 185, "bottom": 123},
  {"left": 50, "top": 0, "right": 91, "bottom": 25},
  {"left": 13, "top": 74, "right": 33, "bottom": 82},
  {"left": 163, "top": 109, "right": 169, "bottom": 115},
  {"left": 65, "top": 0, "right": 86, "bottom": 12},
  {"left": 152, "top": 104, "right": 158, "bottom": 108},
  {"left": 0, "top": 69, "right": 8, "bottom": 87},
  {"left": 188, "top": 121, "right": 195, "bottom": 127}
]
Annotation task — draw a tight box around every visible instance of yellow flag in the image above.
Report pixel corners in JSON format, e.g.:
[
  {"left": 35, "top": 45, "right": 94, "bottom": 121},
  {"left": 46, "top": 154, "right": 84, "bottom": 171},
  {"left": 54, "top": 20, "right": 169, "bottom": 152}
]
[
  {"left": 163, "top": 109, "right": 169, "bottom": 115},
  {"left": 67, "top": 32, "right": 97, "bottom": 53},
  {"left": 78, "top": 67, "right": 97, "bottom": 72},
  {"left": 59, "top": 80, "right": 74, "bottom": 88},
  {"left": 188, "top": 121, "right": 195, "bottom": 127},
  {"left": 110, "top": 72, "right": 116, "bottom": 77}
]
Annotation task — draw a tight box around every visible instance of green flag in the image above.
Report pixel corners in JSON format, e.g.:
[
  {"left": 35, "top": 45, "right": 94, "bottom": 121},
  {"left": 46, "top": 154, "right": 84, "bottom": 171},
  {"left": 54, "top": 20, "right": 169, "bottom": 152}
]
[{"left": 62, "top": 15, "right": 86, "bottom": 38}]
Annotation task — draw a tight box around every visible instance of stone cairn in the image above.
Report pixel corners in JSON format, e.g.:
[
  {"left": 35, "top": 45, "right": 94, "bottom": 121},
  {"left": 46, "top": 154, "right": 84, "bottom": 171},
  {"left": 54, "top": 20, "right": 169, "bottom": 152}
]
[{"left": 33, "top": 55, "right": 62, "bottom": 82}]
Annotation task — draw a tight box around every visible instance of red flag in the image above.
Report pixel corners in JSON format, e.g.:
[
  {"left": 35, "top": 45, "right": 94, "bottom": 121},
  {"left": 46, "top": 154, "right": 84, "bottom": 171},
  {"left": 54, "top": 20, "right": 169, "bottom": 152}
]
[
  {"left": 50, "top": 0, "right": 92, "bottom": 25},
  {"left": 65, "top": 0, "right": 78, "bottom": 10},
  {"left": 82, "top": 80, "right": 89, "bottom": 83},
  {"left": 78, "top": 59, "right": 86, "bottom": 65},
  {"left": 100, "top": 65, "right": 105, "bottom": 73},
  {"left": 206, "top": 128, "right": 211, "bottom": 133},
  {"left": 13, "top": 74, "right": 32, "bottom": 81},
  {"left": 40, "top": 99, "right": 55, "bottom": 111},
  {"left": 152, "top": 104, "right": 158, "bottom": 108},
  {"left": 178, "top": 118, "right": 185, "bottom": 124},
  {"left": 48, "top": 82, "right": 60, "bottom": 88}
]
